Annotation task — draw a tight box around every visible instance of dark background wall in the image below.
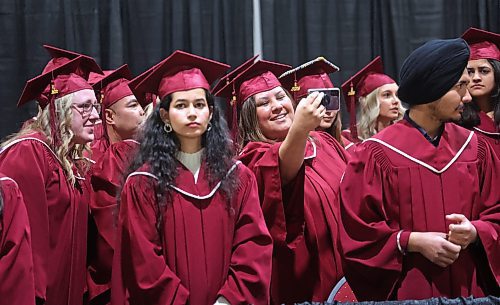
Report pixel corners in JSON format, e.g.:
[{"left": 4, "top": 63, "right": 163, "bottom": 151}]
[{"left": 0, "top": 0, "right": 498, "bottom": 139}]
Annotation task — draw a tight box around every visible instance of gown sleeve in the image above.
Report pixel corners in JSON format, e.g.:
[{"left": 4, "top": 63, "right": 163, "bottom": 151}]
[
  {"left": 217, "top": 165, "right": 273, "bottom": 305},
  {"left": 0, "top": 177, "right": 35, "bottom": 305},
  {"left": 89, "top": 141, "right": 138, "bottom": 281},
  {"left": 0, "top": 140, "right": 52, "bottom": 302},
  {"left": 471, "top": 137, "right": 500, "bottom": 287},
  {"left": 339, "top": 143, "right": 408, "bottom": 301},
  {"left": 238, "top": 142, "right": 306, "bottom": 247},
  {"left": 115, "top": 174, "right": 189, "bottom": 305}
]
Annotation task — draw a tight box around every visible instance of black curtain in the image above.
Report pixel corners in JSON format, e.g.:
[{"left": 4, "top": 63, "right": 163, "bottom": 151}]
[
  {"left": 260, "top": 0, "right": 499, "bottom": 126},
  {"left": 0, "top": 0, "right": 499, "bottom": 138},
  {"left": 0, "top": 0, "right": 253, "bottom": 138}
]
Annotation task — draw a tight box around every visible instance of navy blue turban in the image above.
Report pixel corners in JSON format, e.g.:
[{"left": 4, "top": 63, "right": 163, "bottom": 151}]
[{"left": 398, "top": 38, "right": 470, "bottom": 105}]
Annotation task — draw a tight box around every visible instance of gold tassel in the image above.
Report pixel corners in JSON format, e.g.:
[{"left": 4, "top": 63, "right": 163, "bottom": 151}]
[
  {"left": 348, "top": 82, "right": 355, "bottom": 96},
  {"left": 50, "top": 82, "right": 59, "bottom": 95}
]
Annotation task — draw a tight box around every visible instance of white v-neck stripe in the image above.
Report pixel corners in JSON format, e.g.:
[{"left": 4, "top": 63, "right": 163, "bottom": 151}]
[
  {"left": 126, "top": 161, "right": 241, "bottom": 200},
  {"left": 344, "top": 142, "right": 355, "bottom": 150},
  {"left": 304, "top": 139, "right": 317, "bottom": 160},
  {"left": 364, "top": 131, "right": 474, "bottom": 174},
  {"left": 473, "top": 127, "right": 500, "bottom": 136},
  {"left": 0, "top": 137, "right": 62, "bottom": 164},
  {"left": 123, "top": 139, "right": 140, "bottom": 144},
  {"left": 1, "top": 137, "right": 87, "bottom": 181},
  {"left": 0, "top": 176, "right": 19, "bottom": 188}
]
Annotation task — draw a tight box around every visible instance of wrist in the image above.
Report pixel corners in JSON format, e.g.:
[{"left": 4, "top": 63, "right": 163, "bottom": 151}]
[{"left": 407, "top": 232, "right": 422, "bottom": 253}]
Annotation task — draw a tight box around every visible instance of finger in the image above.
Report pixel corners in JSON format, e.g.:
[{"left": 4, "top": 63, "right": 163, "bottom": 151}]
[
  {"left": 446, "top": 235, "right": 463, "bottom": 246},
  {"left": 317, "top": 105, "right": 326, "bottom": 117},
  {"left": 449, "top": 224, "right": 470, "bottom": 234},
  {"left": 435, "top": 232, "right": 448, "bottom": 239},
  {"left": 446, "top": 214, "right": 467, "bottom": 223},
  {"left": 442, "top": 240, "right": 462, "bottom": 254},
  {"left": 311, "top": 92, "right": 324, "bottom": 108},
  {"left": 307, "top": 91, "right": 320, "bottom": 102},
  {"left": 435, "top": 257, "right": 453, "bottom": 268}
]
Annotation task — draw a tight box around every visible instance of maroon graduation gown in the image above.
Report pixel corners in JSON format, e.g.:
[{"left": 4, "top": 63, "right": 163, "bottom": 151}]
[
  {"left": 472, "top": 111, "right": 500, "bottom": 158},
  {"left": 90, "top": 138, "right": 111, "bottom": 164},
  {"left": 238, "top": 131, "right": 349, "bottom": 304},
  {"left": 111, "top": 161, "right": 272, "bottom": 305},
  {"left": 340, "top": 120, "right": 500, "bottom": 301},
  {"left": 0, "top": 132, "right": 89, "bottom": 305},
  {"left": 0, "top": 175, "right": 35, "bottom": 305},
  {"left": 87, "top": 139, "right": 139, "bottom": 304}
]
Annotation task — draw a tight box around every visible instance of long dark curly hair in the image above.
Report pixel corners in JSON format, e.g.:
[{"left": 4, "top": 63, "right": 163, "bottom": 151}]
[
  {"left": 459, "top": 59, "right": 500, "bottom": 130},
  {"left": 124, "top": 89, "right": 239, "bottom": 225}
]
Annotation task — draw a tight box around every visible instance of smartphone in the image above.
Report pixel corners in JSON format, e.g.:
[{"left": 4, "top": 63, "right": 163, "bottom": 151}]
[{"left": 307, "top": 88, "right": 340, "bottom": 111}]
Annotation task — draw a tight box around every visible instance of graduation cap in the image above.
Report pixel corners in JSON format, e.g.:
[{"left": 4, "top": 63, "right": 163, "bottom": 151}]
[
  {"left": 216, "top": 60, "right": 292, "bottom": 103},
  {"left": 17, "top": 54, "right": 101, "bottom": 148},
  {"left": 133, "top": 50, "right": 230, "bottom": 101},
  {"left": 127, "top": 61, "right": 163, "bottom": 108},
  {"left": 461, "top": 27, "right": 500, "bottom": 61},
  {"left": 340, "top": 56, "right": 395, "bottom": 139},
  {"left": 215, "top": 59, "right": 292, "bottom": 139},
  {"left": 88, "top": 64, "right": 134, "bottom": 108},
  {"left": 42, "top": 44, "right": 102, "bottom": 78},
  {"left": 211, "top": 55, "right": 259, "bottom": 95},
  {"left": 279, "top": 56, "right": 340, "bottom": 100},
  {"left": 87, "top": 65, "right": 135, "bottom": 140},
  {"left": 17, "top": 56, "right": 97, "bottom": 109}
]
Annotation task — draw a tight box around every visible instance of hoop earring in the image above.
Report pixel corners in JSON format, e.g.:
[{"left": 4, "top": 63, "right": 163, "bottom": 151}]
[
  {"left": 207, "top": 122, "right": 212, "bottom": 131},
  {"left": 163, "top": 122, "right": 172, "bottom": 133}
]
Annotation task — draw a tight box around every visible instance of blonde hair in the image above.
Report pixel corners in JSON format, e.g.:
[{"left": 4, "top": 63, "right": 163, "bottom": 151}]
[
  {"left": 143, "top": 102, "right": 155, "bottom": 119},
  {"left": 1, "top": 93, "right": 91, "bottom": 185},
  {"left": 357, "top": 88, "right": 405, "bottom": 140}
]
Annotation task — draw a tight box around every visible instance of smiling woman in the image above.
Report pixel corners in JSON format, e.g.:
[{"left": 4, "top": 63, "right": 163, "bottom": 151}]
[{"left": 216, "top": 59, "right": 350, "bottom": 304}]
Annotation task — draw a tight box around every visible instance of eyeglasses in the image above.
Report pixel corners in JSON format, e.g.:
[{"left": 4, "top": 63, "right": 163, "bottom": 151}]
[{"left": 72, "top": 102, "right": 102, "bottom": 117}]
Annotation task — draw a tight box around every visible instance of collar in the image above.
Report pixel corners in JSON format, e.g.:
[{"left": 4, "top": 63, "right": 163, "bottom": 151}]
[{"left": 404, "top": 110, "right": 444, "bottom": 147}]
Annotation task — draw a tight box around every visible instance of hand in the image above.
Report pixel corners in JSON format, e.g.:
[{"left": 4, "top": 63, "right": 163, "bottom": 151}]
[
  {"left": 446, "top": 214, "right": 478, "bottom": 249},
  {"left": 408, "top": 232, "right": 461, "bottom": 268},
  {"left": 292, "top": 91, "right": 326, "bottom": 132}
]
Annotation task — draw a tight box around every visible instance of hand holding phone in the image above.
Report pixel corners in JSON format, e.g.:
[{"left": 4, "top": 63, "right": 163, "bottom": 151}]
[{"left": 307, "top": 88, "right": 340, "bottom": 111}]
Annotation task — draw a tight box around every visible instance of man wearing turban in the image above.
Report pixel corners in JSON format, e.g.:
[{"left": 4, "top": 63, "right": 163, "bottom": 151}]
[{"left": 339, "top": 38, "right": 500, "bottom": 301}]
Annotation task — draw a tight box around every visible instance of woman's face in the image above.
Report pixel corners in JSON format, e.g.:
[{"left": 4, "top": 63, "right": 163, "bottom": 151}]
[
  {"left": 254, "top": 86, "right": 294, "bottom": 141},
  {"left": 70, "top": 89, "right": 100, "bottom": 145},
  {"left": 467, "top": 59, "right": 495, "bottom": 99},
  {"left": 319, "top": 110, "right": 339, "bottom": 130},
  {"left": 377, "top": 83, "right": 401, "bottom": 121},
  {"left": 162, "top": 88, "right": 212, "bottom": 148}
]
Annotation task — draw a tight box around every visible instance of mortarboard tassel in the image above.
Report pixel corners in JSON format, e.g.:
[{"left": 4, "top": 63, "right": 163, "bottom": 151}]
[
  {"left": 230, "top": 84, "right": 239, "bottom": 145},
  {"left": 347, "top": 82, "right": 358, "bottom": 140}
]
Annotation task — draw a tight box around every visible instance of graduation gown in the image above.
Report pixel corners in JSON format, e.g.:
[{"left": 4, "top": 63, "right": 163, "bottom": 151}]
[
  {"left": 90, "top": 138, "right": 111, "bottom": 164},
  {"left": 340, "top": 120, "right": 500, "bottom": 301},
  {"left": 341, "top": 129, "right": 362, "bottom": 144},
  {"left": 0, "top": 175, "right": 35, "bottom": 305},
  {"left": 472, "top": 111, "right": 500, "bottom": 158},
  {"left": 0, "top": 132, "right": 89, "bottom": 305},
  {"left": 87, "top": 140, "right": 139, "bottom": 305},
  {"left": 238, "top": 131, "right": 349, "bottom": 304},
  {"left": 111, "top": 161, "right": 272, "bottom": 305}
]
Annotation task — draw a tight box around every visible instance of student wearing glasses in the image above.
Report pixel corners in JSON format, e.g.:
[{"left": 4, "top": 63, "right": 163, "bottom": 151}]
[{"left": 0, "top": 45, "right": 101, "bottom": 305}]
